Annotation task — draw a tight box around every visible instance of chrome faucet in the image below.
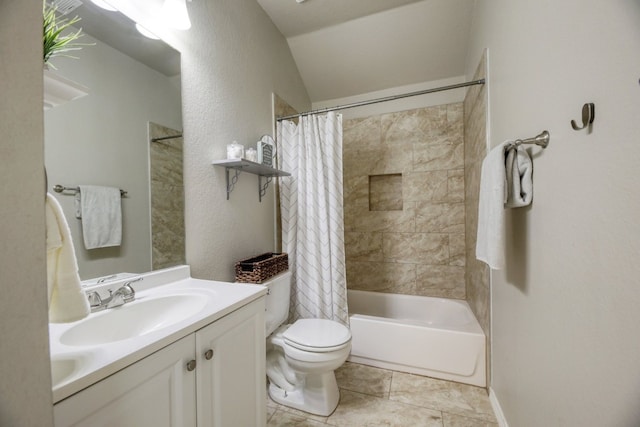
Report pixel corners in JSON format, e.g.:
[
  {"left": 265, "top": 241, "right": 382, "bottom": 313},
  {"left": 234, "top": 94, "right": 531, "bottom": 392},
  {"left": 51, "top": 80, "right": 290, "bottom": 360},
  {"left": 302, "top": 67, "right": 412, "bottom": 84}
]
[{"left": 87, "top": 277, "right": 143, "bottom": 313}]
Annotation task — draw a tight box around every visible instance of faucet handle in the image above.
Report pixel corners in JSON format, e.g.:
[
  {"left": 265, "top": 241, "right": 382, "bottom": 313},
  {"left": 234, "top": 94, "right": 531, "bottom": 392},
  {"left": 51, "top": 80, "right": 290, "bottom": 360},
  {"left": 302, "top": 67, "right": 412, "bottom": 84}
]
[
  {"left": 124, "top": 277, "right": 143, "bottom": 288},
  {"left": 87, "top": 291, "right": 102, "bottom": 311},
  {"left": 119, "top": 284, "right": 135, "bottom": 302},
  {"left": 118, "top": 277, "right": 142, "bottom": 302}
]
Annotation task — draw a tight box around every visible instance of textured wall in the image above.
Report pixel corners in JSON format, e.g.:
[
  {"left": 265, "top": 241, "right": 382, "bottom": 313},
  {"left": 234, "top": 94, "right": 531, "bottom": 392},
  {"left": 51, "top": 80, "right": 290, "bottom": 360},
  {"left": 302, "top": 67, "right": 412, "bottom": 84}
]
[
  {"left": 166, "top": 0, "right": 311, "bottom": 281},
  {"left": 467, "top": 1, "right": 640, "bottom": 425},
  {"left": 343, "top": 103, "right": 466, "bottom": 298},
  {"left": 0, "top": 1, "right": 54, "bottom": 425},
  {"left": 463, "top": 51, "right": 490, "bottom": 385}
]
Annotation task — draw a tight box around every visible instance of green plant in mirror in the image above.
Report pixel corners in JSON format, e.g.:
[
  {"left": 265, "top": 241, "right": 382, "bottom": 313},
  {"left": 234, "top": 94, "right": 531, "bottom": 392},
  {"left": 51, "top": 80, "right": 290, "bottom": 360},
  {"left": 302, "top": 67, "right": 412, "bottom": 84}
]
[{"left": 43, "top": 1, "right": 89, "bottom": 69}]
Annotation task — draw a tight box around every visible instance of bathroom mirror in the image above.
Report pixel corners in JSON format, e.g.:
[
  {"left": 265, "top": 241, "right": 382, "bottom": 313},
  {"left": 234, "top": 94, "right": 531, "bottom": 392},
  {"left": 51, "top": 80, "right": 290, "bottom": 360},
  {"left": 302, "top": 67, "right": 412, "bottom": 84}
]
[{"left": 44, "top": 1, "right": 184, "bottom": 280}]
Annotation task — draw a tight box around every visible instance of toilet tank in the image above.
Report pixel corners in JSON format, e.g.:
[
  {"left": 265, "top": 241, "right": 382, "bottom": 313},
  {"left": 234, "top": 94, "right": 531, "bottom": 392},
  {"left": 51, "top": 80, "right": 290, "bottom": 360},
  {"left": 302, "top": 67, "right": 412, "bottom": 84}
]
[
  {"left": 262, "top": 271, "right": 291, "bottom": 336},
  {"left": 263, "top": 271, "right": 292, "bottom": 336}
]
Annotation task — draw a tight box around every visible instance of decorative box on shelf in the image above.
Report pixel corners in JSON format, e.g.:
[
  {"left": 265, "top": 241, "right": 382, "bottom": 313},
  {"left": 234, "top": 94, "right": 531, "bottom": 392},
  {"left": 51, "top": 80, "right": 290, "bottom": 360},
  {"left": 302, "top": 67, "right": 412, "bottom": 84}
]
[{"left": 235, "top": 252, "right": 289, "bottom": 284}]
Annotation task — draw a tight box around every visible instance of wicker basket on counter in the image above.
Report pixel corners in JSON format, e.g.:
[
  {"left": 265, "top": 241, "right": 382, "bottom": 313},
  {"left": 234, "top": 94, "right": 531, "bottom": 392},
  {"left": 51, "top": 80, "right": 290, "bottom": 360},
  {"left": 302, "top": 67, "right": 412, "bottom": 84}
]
[{"left": 235, "top": 252, "right": 288, "bottom": 283}]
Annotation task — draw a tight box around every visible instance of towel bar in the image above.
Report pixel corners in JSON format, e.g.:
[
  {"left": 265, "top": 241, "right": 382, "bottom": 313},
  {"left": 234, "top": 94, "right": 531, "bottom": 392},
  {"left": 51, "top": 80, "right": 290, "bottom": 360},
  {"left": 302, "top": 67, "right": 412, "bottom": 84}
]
[
  {"left": 53, "top": 184, "right": 128, "bottom": 197},
  {"left": 513, "top": 130, "right": 550, "bottom": 149}
]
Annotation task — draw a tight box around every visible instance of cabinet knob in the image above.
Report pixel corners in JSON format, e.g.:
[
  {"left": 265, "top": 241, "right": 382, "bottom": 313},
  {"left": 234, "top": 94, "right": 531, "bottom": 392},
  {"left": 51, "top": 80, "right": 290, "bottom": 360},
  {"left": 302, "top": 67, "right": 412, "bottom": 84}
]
[
  {"left": 186, "top": 359, "right": 197, "bottom": 372},
  {"left": 204, "top": 349, "right": 214, "bottom": 360}
]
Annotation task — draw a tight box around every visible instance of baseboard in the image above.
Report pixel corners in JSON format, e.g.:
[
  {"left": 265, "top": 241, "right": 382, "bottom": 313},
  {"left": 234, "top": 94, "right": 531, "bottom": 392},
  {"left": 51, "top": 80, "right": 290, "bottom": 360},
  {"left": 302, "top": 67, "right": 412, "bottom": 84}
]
[{"left": 489, "top": 387, "right": 508, "bottom": 427}]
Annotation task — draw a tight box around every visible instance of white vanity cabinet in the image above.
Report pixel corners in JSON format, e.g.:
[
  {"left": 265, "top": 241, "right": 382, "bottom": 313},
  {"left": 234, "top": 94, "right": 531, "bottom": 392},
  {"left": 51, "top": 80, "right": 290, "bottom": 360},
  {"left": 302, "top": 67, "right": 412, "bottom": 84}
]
[
  {"left": 54, "top": 298, "right": 266, "bottom": 427},
  {"left": 196, "top": 296, "right": 266, "bottom": 426},
  {"left": 54, "top": 334, "right": 197, "bottom": 426}
]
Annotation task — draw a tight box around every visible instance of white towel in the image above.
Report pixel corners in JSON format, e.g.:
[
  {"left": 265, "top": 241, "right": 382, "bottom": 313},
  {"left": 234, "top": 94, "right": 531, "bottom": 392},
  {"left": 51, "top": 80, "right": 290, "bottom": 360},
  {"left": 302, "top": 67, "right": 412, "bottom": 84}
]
[
  {"left": 505, "top": 145, "right": 533, "bottom": 208},
  {"left": 78, "top": 185, "right": 122, "bottom": 250},
  {"left": 476, "top": 141, "right": 533, "bottom": 269},
  {"left": 46, "top": 193, "right": 90, "bottom": 323}
]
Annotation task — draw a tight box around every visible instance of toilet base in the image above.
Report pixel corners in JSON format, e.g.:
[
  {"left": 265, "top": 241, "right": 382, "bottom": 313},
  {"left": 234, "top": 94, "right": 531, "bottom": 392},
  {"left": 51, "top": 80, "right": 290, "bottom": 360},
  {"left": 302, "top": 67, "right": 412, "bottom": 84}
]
[{"left": 268, "top": 371, "right": 340, "bottom": 417}]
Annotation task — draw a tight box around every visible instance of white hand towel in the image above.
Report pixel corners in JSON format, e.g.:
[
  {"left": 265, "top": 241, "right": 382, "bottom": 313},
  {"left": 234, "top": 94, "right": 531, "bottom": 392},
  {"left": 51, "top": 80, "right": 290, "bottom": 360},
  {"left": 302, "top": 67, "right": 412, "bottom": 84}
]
[
  {"left": 505, "top": 145, "right": 533, "bottom": 208},
  {"left": 46, "top": 193, "right": 90, "bottom": 323},
  {"left": 78, "top": 185, "right": 122, "bottom": 250},
  {"left": 476, "top": 141, "right": 534, "bottom": 270}
]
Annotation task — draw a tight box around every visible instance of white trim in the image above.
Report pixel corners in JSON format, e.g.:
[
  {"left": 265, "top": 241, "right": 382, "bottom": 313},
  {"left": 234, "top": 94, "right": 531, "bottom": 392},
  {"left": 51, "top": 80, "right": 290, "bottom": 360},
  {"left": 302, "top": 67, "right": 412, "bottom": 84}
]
[{"left": 489, "top": 387, "right": 508, "bottom": 427}]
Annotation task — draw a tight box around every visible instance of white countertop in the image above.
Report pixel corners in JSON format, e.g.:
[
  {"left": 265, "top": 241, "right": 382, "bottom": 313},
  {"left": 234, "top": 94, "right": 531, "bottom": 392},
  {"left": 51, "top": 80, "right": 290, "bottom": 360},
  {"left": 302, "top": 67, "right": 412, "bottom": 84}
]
[{"left": 49, "top": 265, "right": 267, "bottom": 403}]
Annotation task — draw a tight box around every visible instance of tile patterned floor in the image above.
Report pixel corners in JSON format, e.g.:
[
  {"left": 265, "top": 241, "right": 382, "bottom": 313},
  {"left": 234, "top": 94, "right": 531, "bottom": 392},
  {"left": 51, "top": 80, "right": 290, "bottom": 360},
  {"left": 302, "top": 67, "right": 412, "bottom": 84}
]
[{"left": 267, "top": 362, "right": 498, "bottom": 427}]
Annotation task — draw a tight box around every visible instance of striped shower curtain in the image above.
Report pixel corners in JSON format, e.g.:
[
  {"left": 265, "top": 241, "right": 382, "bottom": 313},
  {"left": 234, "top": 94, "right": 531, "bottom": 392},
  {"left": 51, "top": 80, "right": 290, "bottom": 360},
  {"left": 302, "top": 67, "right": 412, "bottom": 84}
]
[{"left": 276, "top": 112, "right": 349, "bottom": 326}]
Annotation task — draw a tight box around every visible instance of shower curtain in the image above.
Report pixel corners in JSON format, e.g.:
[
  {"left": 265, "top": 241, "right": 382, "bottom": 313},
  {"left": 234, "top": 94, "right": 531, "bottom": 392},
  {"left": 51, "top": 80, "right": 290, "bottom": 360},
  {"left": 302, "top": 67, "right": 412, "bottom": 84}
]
[{"left": 276, "top": 112, "right": 349, "bottom": 326}]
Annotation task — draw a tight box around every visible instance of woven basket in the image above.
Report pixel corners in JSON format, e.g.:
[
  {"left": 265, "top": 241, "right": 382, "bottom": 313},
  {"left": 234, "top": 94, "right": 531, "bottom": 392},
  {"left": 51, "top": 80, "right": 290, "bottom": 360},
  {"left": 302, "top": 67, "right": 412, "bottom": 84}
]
[{"left": 235, "top": 252, "right": 288, "bottom": 284}]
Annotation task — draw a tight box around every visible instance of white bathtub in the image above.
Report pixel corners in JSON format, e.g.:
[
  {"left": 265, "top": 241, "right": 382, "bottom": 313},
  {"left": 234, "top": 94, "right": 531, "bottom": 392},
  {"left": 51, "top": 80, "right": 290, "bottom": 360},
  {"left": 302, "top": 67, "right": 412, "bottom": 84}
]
[{"left": 347, "top": 290, "right": 486, "bottom": 387}]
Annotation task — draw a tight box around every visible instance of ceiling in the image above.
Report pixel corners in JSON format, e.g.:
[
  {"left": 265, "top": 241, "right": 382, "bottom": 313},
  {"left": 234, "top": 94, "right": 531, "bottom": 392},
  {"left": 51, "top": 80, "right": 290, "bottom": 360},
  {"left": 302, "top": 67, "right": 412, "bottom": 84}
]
[
  {"left": 255, "top": 0, "right": 425, "bottom": 38},
  {"left": 257, "top": 0, "right": 475, "bottom": 103},
  {"left": 69, "top": 0, "right": 474, "bottom": 102}
]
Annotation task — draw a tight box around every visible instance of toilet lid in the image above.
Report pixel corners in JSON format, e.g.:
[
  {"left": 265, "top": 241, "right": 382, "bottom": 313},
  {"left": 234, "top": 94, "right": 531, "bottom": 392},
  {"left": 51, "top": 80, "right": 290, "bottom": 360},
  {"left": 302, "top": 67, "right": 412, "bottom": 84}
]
[{"left": 283, "top": 319, "right": 351, "bottom": 350}]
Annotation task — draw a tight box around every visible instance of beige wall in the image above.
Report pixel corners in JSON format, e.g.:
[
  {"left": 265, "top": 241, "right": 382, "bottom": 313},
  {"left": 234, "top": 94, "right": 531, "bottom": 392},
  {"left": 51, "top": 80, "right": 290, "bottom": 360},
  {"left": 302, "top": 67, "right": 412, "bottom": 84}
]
[
  {"left": 463, "top": 51, "right": 491, "bottom": 382},
  {"left": 467, "top": 1, "right": 640, "bottom": 425},
  {"left": 0, "top": 1, "right": 54, "bottom": 426},
  {"left": 343, "top": 103, "right": 466, "bottom": 298}
]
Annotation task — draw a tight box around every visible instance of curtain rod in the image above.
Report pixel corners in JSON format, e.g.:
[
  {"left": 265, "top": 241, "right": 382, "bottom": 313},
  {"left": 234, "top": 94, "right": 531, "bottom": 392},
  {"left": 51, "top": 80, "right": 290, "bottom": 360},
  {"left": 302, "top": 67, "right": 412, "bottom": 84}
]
[{"left": 276, "top": 79, "right": 485, "bottom": 122}]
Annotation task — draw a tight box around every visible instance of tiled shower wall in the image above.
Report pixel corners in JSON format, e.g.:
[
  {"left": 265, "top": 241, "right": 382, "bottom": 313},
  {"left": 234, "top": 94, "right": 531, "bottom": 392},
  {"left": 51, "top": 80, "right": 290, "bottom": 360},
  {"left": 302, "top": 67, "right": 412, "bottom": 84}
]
[
  {"left": 149, "top": 122, "right": 186, "bottom": 270},
  {"left": 464, "top": 54, "right": 490, "bottom": 331},
  {"left": 463, "top": 51, "right": 491, "bottom": 382},
  {"left": 343, "top": 104, "right": 466, "bottom": 299}
]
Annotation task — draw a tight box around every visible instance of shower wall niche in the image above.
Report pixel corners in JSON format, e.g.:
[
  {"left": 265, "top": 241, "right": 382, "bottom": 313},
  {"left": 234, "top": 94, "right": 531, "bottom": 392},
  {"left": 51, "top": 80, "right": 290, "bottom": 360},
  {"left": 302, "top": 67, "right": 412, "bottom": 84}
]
[{"left": 343, "top": 103, "right": 466, "bottom": 299}]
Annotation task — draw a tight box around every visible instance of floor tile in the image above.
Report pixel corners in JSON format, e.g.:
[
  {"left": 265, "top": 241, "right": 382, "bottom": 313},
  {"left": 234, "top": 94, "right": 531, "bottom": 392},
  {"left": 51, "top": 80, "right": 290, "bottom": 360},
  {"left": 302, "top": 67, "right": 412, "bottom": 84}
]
[
  {"left": 336, "top": 361, "right": 393, "bottom": 398},
  {"left": 267, "top": 395, "right": 329, "bottom": 424},
  {"left": 326, "top": 389, "right": 443, "bottom": 427},
  {"left": 267, "top": 403, "right": 278, "bottom": 422},
  {"left": 442, "top": 412, "right": 499, "bottom": 427},
  {"left": 389, "top": 372, "right": 497, "bottom": 423},
  {"left": 268, "top": 409, "right": 328, "bottom": 427},
  {"left": 266, "top": 362, "right": 498, "bottom": 426}
]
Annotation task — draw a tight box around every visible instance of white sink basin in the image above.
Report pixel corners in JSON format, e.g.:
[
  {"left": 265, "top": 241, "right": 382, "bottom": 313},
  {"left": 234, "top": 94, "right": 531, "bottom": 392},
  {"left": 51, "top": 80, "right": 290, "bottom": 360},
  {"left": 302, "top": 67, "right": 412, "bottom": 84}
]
[
  {"left": 51, "top": 355, "right": 85, "bottom": 389},
  {"left": 60, "top": 294, "right": 208, "bottom": 346}
]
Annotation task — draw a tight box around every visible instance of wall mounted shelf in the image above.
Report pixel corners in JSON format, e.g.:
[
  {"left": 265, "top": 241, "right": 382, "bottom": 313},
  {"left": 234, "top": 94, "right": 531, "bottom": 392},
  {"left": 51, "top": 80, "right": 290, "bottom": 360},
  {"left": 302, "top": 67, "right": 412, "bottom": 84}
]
[
  {"left": 43, "top": 69, "right": 89, "bottom": 110},
  {"left": 212, "top": 159, "right": 290, "bottom": 202}
]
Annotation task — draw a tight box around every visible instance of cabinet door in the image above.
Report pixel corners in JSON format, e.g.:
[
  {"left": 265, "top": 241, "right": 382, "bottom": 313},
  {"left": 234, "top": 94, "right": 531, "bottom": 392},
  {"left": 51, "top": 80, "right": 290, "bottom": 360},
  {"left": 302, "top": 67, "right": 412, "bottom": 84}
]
[
  {"left": 54, "top": 335, "right": 197, "bottom": 427},
  {"left": 196, "top": 298, "right": 266, "bottom": 427}
]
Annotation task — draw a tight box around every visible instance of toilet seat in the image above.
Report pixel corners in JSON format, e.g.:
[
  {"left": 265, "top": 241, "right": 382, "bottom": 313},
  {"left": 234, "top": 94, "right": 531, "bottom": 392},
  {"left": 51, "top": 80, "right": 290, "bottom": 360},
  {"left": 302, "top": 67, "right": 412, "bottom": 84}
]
[{"left": 283, "top": 319, "right": 351, "bottom": 353}]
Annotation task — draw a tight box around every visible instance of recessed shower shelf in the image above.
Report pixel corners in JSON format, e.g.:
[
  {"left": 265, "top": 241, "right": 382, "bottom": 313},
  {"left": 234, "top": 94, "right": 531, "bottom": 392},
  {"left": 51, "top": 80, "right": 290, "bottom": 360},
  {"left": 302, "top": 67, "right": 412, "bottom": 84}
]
[{"left": 212, "top": 159, "right": 290, "bottom": 202}]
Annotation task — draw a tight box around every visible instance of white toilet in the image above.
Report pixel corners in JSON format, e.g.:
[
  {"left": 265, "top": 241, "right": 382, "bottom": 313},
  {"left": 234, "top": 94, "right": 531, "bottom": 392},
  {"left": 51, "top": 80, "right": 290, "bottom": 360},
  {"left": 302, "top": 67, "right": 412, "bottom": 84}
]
[{"left": 263, "top": 271, "right": 351, "bottom": 416}]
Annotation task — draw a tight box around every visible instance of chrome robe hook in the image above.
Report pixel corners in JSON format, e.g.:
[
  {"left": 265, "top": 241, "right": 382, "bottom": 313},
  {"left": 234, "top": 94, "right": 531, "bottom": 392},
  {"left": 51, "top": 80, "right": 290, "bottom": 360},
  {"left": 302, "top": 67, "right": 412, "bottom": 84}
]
[{"left": 571, "top": 103, "right": 595, "bottom": 131}]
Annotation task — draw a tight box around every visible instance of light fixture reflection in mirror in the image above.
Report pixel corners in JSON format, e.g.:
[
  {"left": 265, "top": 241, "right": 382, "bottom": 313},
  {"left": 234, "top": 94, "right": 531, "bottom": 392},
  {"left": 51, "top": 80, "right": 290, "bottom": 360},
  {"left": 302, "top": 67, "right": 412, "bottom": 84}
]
[
  {"left": 161, "top": 0, "right": 191, "bottom": 30},
  {"left": 44, "top": 1, "right": 184, "bottom": 280},
  {"left": 96, "top": 0, "right": 192, "bottom": 39},
  {"left": 91, "top": 0, "right": 117, "bottom": 12},
  {"left": 135, "top": 23, "right": 161, "bottom": 40}
]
